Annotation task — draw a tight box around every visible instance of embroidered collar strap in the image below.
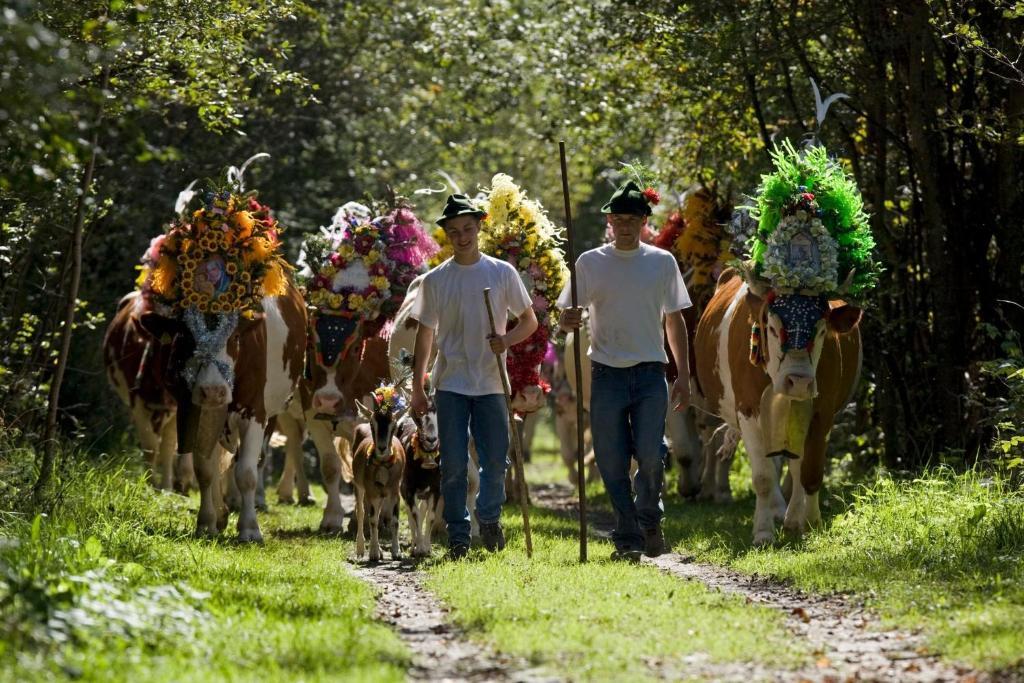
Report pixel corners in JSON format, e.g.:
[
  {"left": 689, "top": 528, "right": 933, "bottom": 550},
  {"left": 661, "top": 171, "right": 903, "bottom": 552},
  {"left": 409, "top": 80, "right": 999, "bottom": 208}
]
[{"left": 182, "top": 307, "right": 239, "bottom": 389}]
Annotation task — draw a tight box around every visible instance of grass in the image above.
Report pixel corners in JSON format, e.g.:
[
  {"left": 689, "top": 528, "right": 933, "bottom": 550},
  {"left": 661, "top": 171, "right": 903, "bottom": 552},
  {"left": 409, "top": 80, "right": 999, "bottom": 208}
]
[
  {"left": 525, "top": 416, "right": 1024, "bottom": 673},
  {"left": 422, "top": 417, "right": 811, "bottom": 682},
  {"left": 0, "top": 446, "right": 407, "bottom": 682},
  {"left": 424, "top": 508, "right": 808, "bottom": 681}
]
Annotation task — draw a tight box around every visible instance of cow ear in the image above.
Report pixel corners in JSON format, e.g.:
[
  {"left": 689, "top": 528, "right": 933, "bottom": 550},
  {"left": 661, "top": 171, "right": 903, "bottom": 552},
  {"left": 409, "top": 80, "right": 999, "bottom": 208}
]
[
  {"left": 827, "top": 304, "right": 862, "bottom": 334},
  {"left": 138, "top": 312, "right": 183, "bottom": 344}
]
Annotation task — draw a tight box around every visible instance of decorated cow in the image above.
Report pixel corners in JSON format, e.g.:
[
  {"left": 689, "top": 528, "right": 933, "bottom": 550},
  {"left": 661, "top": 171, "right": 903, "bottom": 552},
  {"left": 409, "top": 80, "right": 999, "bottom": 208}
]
[
  {"left": 135, "top": 158, "right": 307, "bottom": 542},
  {"left": 695, "top": 141, "right": 878, "bottom": 545},
  {"left": 277, "top": 199, "right": 438, "bottom": 533},
  {"left": 103, "top": 290, "right": 194, "bottom": 492},
  {"left": 651, "top": 185, "right": 738, "bottom": 502}
]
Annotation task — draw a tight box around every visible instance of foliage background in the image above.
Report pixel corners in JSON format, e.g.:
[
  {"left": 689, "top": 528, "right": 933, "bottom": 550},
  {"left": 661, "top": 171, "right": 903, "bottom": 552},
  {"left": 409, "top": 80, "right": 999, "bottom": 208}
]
[{"left": 1, "top": 0, "right": 1022, "bottom": 470}]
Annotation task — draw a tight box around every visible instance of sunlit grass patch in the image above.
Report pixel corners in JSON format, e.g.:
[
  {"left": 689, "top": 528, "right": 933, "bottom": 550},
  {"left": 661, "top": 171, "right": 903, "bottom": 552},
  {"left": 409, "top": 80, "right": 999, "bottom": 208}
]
[
  {"left": 0, "top": 450, "right": 407, "bottom": 682},
  {"left": 661, "top": 465, "right": 1024, "bottom": 671},
  {"left": 424, "top": 506, "right": 808, "bottom": 681}
]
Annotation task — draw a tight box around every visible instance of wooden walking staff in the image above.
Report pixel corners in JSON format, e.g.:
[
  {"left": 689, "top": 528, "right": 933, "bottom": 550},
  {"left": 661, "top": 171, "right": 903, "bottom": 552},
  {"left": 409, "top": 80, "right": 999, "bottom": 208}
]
[
  {"left": 483, "top": 288, "right": 534, "bottom": 558},
  {"left": 559, "top": 140, "right": 588, "bottom": 563}
]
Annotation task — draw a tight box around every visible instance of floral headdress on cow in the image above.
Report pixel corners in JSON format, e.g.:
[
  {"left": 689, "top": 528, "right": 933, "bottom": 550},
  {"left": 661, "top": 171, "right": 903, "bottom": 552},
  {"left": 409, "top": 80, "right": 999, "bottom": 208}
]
[
  {"left": 481, "top": 173, "right": 568, "bottom": 406},
  {"left": 745, "top": 141, "right": 878, "bottom": 300},
  {"left": 299, "top": 196, "right": 439, "bottom": 367},
  {"left": 137, "top": 154, "right": 290, "bottom": 318},
  {"left": 652, "top": 185, "right": 733, "bottom": 301}
]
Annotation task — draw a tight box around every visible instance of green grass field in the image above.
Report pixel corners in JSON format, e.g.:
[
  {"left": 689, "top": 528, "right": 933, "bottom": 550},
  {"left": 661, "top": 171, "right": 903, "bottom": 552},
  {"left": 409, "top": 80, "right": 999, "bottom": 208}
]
[
  {"left": 0, "top": 449, "right": 407, "bottom": 682},
  {"left": 524, "top": 416, "right": 1024, "bottom": 673},
  {"left": 3, "top": 416, "right": 1023, "bottom": 681}
]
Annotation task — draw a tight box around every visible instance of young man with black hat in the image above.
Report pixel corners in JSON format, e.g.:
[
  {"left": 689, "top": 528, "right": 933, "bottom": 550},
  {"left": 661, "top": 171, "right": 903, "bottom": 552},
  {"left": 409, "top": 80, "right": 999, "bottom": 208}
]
[
  {"left": 558, "top": 180, "right": 691, "bottom": 562},
  {"left": 410, "top": 193, "right": 538, "bottom": 560}
]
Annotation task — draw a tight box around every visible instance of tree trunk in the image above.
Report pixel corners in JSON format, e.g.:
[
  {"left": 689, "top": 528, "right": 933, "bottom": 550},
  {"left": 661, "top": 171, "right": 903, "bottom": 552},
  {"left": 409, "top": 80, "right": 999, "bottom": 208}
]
[{"left": 33, "top": 67, "right": 109, "bottom": 503}]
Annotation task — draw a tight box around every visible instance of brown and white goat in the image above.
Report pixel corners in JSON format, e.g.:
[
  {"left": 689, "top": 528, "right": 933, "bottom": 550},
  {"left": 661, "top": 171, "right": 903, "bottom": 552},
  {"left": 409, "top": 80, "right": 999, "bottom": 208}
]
[{"left": 352, "top": 392, "right": 408, "bottom": 561}]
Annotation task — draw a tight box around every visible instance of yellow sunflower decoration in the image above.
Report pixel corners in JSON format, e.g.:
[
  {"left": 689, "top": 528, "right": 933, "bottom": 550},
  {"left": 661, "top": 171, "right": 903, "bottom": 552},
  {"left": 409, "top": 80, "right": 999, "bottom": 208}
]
[{"left": 137, "top": 191, "right": 291, "bottom": 315}]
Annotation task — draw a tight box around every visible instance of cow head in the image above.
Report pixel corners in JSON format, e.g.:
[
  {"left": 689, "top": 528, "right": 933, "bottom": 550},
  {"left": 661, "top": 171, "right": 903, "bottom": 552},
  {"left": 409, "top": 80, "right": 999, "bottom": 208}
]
[
  {"left": 140, "top": 309, "right": 264, "bottom": 409},
  {"left": 748, "top": 286, "right": 862, "bottom": 401},
  {"left": 410, "top": 387, "right": 439, "bottom": 469},
  {"left": 308, "top": 312, "right": 364, "bottom": 420},
  {"left": 355, "top": 384, "right": 409, "bottom": 463}
]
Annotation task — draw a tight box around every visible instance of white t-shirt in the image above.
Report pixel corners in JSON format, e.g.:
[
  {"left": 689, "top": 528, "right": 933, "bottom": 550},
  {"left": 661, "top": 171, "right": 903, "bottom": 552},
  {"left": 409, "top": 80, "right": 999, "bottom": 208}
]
[
  {"left": 412, "top": 254, "right": 533, "bottom": 395},
  {"left": 557, "top": 243, "right": 691, "bottom": 368}
]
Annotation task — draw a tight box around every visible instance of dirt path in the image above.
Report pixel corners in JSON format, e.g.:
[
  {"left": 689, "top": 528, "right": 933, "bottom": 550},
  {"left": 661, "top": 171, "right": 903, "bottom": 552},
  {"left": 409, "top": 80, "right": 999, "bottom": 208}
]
[
  {"left": 351, "top": 559, "right": 556, "bottom": 683},
  {"left": 339, "top": 491, "right": 555, "bottom": 683},
  {"left": 530, "top": 482, "right": 985, "bottom": 683}
]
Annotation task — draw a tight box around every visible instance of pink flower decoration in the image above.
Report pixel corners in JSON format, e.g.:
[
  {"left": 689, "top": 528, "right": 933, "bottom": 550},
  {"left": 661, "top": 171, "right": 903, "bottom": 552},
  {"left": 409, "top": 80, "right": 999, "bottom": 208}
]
[{"left": 147, "top": 234, "right": 166, "bottom": 262}]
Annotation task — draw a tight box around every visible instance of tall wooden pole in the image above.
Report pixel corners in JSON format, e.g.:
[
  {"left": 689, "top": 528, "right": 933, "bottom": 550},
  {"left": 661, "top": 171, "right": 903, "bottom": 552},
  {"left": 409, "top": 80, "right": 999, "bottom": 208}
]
[
  {"left": 483, "top": 288, "right": 533, "bottom": 558},
  {"left": 559, "top": 140, "right": 588, "bottom": 563}
]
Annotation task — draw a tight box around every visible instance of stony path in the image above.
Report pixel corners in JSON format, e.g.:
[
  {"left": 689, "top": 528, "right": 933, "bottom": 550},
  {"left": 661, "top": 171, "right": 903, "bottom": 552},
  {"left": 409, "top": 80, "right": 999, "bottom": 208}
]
[
  {"left": 530, "top": 482, "right": 988, "bottom": 683},
  {"left": 351, "top": 559, "right": 555, "bottom": 683},
  {"left": 338, "top": 490, "right": 555, "bottom": 683}
]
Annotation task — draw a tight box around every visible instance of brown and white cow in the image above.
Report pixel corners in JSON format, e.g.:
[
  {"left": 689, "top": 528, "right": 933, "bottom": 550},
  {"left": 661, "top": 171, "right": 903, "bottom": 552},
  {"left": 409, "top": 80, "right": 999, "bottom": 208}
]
[
  {"left": 352, "top": 394, "right": 408, "bottom": 561},
  {"left": 104, "top": 291, "right": 195, "bottom": 492},
  {"left": 141, "top": 282, "right": 307, "bottom": 542},
  {"left": 695, "top": 269, "right": 862, "bottom": 544}
]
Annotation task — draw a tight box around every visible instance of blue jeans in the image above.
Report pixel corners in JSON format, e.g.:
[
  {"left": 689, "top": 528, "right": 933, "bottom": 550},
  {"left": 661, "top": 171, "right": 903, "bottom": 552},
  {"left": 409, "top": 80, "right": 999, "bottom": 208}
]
[
  {"left": 436, "top": 390, "right": 509, "bottom": 547},
  {"left": 590, "top": 361, "right": 669, "bottom": 551}
]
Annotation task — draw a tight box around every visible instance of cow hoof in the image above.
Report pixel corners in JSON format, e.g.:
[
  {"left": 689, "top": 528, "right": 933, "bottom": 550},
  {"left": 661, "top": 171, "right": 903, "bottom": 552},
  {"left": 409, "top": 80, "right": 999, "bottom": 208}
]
[
  {"left": 195, "top": 524, "right": 220, "bottom": 539},
  {"left": 319, "top": 515, "right": 345, "bottom": 534},
  {"left": 714, "top": 492, "right": 734, "bottom": 504},
  {"left": 298, "top": 495, "right": 317, "bottom": 507},
  {"left": 752, "top": 531, "right": 774, "bottom": 547},
  {"left": 255, "top": 500, "right": 268, "bottom": 512},
  {"left": 278, "top": 493, "right": 295, "bottom": 505},
  {"left": 391, "top": 550, "right": 403, "bottom": 561},
  {"left": 237, "top": 528, "right": 264, "bottom": 544},
  {"left": 369, "top": 550, "right": 382, "bottom": 562}
]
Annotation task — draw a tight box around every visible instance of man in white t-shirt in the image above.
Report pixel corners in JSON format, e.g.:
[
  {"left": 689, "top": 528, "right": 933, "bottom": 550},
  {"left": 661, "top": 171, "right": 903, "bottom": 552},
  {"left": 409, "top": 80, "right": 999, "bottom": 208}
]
[
  {"left": 410, "top": 194, "right": 538, "bottom": 560},
  {"left": 558, "top": 180, "right": 691, "bottom": 562}
]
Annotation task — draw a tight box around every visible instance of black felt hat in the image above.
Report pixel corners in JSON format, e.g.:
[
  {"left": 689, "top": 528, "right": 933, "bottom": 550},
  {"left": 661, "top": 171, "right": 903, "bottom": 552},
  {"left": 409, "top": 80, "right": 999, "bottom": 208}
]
[
  {"left": 435, "top": 194, "right": 487, "bottom": 226},
  {"left": 601, "top": 180, "right": 653, "bottom": 216}
]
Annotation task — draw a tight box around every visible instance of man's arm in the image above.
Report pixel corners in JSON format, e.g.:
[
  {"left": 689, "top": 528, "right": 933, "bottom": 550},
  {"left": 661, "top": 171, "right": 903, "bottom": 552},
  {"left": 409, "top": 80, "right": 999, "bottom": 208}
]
[
  {"left": 489, "top": 307, "right": 538, "bottom": 353},
  {"left": 665, "top": 310, "right": 690, "bottom": 412},
  {"left": 411, "top": 322, "right": 435, "bottom": 415}
]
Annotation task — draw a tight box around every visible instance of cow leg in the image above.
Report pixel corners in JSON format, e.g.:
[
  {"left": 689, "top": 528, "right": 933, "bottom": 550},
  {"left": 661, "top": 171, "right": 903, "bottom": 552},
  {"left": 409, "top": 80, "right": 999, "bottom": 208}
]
[
  {"left": 714, "top": 428, "right": 737, "bottom": 504},
  {"left": 739, "top": 415, "right": 779, "bottom": 546},
  {"left": 132, "top": 403, "right": 162, "bottom": 487},
  {"left": 234, "top": 420, "right": 265, "bottom": 544},
  {"left": 389, "top": 496, "right": 401, "bottom": 560},
  {"left": 192, "top": 407, "right": 227, "bottom": 537},
  {"left": 467, "top": 445, "right": 481, "bottom": 540},
  {"left": 667, "top": 406, "right": 702, "bottom": 499},
  {"left": 368, "top": 500, "right": 382, "bottom": 562},
  {"left": 354, "top": 485, "right": 366, "bottom": 558},
  {"left": 171, "top": 411, "right": 197, "bottom": 494},
  {"left": 772, "top": 457, "right": 788, "bottom": 521},
  {"left": 255, "top": 440, "right": 268, "bottom": 512},
  {"left": 275, "top": 411, "right": 302, "bottom": 504},
  {"left": 154, "top": 415, "right": 177, "bottom": 492},
  {"left": 783, "top": 456, "right": 810, "bottom": 535},
  {"left": 309, "top": 422, "right": 345, "bottom": 532}
]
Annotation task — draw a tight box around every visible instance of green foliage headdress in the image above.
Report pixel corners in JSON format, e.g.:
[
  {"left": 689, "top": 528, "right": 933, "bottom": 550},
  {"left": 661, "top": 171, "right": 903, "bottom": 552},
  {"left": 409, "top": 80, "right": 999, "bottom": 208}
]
[{"left": 748, "top": 141, "right": 878, "bottom": 300}]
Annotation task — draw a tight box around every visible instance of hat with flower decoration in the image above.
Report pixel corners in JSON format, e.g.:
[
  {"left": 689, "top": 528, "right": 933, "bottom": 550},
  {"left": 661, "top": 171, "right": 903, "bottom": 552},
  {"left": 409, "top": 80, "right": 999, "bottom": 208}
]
[
  {"left": 603, "top": 159, "right": 661, "bottom": 216},
  {"left": 436, "top": 193, "right": 487, "bottom": 226}
]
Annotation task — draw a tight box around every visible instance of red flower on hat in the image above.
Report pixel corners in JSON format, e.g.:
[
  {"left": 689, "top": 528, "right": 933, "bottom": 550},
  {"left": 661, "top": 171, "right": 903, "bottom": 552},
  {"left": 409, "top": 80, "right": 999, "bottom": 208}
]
[
  {"left": 643, "top": 188, "right": 661, "bottom": 206},
  {"left": 801, "top": 192, "right": 815, "bottom": 202}
]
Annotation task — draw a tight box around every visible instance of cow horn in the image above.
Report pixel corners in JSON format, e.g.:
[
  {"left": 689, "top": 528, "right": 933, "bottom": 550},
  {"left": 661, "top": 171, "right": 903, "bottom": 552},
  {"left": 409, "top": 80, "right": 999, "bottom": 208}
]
[
  {"left": 736, "top": 259, "right": 771, "bottom": 297},
  {"left": 836, "top": 268, "right": 857, "bottom": 295}
]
